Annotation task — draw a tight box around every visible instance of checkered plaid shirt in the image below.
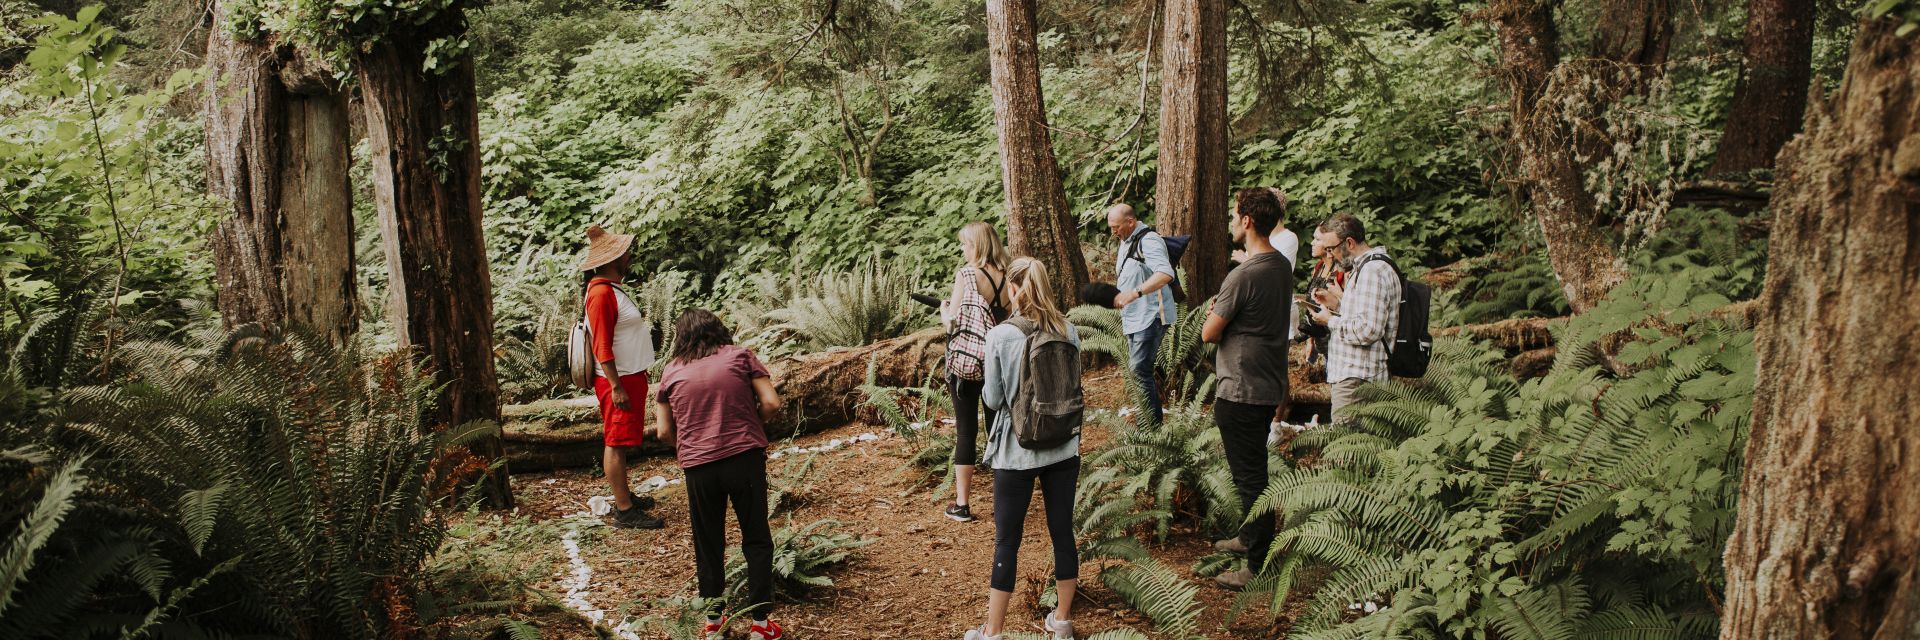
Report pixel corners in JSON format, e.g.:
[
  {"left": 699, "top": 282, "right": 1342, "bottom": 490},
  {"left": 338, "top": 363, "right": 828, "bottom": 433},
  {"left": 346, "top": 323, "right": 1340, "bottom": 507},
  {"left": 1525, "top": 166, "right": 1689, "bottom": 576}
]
[{"left": 1326, "top": 248, "right": 1400, "bottom": 382}]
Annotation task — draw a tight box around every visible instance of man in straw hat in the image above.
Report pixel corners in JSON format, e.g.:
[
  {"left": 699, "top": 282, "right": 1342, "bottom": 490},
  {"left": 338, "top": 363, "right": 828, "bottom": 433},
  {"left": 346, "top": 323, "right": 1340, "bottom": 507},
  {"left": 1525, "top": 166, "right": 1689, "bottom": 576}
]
[{"left": 581, "top": 224, "right": 664, "bottom": 529}]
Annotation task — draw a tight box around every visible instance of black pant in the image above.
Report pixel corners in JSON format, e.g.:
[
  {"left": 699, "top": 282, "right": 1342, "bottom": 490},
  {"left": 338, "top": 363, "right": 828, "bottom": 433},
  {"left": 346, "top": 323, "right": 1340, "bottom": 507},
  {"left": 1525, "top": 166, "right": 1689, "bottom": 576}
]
[
  {"left": 990, "top": 456, "right": 1080, "bottom": 592},
  {"left": 948, "top": 374, "right": 994, "bottom": 467},
  {"left": 1214, "top": 399, "right": 1276, "bottom": 571},
  {"left": 685, "top": 450, "right": 774, "bottom": 619}
]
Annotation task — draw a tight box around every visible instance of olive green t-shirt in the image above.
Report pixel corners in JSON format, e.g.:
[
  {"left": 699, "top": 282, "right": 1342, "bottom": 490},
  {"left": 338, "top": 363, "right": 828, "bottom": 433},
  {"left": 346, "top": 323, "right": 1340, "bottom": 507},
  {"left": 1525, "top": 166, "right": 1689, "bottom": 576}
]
[{"left": 1210, "top": 251, "right": 1294, "bottom": 406}]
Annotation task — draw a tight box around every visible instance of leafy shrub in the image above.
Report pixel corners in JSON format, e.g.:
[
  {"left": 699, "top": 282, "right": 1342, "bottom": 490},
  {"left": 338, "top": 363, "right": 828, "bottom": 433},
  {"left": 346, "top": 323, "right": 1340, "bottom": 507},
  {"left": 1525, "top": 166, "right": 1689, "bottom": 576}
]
[
  {"left": 768, "top": 258, "right": 933, "bottom": 350},
  {"left": 1084, "top": 400, "right": 1241, "bottom": 542},
  {"left": 1250, "top": 267, "right": 1752, "bottom": 636},
  {"left": 4, "top": 329, "right": 493, "bottom": 638},
  {"left": 722, "top": 519, "right": 873, "bottom": 605}
]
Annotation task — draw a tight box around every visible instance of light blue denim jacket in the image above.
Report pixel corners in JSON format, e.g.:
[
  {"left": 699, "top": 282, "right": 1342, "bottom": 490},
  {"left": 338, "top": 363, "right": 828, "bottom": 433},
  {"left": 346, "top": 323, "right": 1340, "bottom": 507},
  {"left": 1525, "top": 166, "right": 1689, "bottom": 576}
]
[
  {"left": 1116, "top": 229, "right": 1178, "bottom": 335},
  {"left": 980, "top": 317, "right": 1082, "bottom": 471}
]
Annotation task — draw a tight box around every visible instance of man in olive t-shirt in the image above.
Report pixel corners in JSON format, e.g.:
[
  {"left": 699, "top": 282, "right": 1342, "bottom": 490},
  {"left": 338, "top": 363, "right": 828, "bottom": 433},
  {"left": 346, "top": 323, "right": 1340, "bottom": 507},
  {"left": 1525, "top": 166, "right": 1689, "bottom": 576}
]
[{"left": 1200, "top": 188, "right": 1294, "bottom": 591}]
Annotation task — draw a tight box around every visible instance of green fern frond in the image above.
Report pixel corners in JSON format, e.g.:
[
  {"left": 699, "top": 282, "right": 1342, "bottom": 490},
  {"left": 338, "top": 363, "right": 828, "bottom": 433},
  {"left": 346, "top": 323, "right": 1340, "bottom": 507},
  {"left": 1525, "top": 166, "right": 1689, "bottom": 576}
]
[
  {"left": 0, "top": 454, "right": 88, "bottom": 616},
  {"left": 1100, "top": 558, "right": 1202, "bottom": 639}
]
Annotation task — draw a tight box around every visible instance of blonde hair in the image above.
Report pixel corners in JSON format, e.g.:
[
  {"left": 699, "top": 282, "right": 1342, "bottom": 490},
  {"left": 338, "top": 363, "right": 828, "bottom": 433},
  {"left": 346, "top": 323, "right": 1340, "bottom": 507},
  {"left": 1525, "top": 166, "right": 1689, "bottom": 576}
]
[
  {"left": 959, "top": 222, "right": 1010, "bottom": 271},
  {"left": 1006, "top": 257, "right": 1068, "bottom": 336}
]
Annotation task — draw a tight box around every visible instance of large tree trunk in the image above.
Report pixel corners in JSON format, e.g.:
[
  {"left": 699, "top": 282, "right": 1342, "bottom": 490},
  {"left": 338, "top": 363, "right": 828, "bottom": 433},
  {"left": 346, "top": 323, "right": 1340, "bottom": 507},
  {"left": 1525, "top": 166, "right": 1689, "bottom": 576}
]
[
  {"left": 985, "top": 0, "right": 1090, "bottom": 309},
  {"left": 1489, "top": 0, "right": 1631, "bottom": 313},
  {"left": 204, "top": 9, "right": 356, "bottom": 342},
  {"left": 1719, "top": 17, "right": 1920, "bottom": 639},
  {"left": 1708, "top": 0, "right": 1816, "bottom": 177},
  {"left": 356, "top": 10, "right": 513, "bottom": 509},
  {"left": 1155, "top": 0, "right": 1231, "bottom": 303}
]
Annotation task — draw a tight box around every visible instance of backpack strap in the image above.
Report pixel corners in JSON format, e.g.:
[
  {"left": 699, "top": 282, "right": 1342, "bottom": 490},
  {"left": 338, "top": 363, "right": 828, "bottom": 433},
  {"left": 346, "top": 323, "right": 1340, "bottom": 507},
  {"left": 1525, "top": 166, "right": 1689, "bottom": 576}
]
[{"left": 1351, "top": 253, "right": 1404, "bottom": 353}]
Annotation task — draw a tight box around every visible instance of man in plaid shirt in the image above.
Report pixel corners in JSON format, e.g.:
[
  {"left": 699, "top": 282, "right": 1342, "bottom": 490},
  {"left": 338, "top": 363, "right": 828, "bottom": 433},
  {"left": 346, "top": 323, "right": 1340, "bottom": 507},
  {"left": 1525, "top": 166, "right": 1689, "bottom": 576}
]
[{"left": 1306, "top": 214, "right": 1399, "bottom": 420}]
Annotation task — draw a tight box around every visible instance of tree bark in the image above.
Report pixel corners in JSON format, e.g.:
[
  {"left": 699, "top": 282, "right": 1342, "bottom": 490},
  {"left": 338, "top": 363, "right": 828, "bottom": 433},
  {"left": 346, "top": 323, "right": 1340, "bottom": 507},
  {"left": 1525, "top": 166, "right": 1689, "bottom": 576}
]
[
  {"left": 1719, "top": 17, "right": 1920, "bottom": 640},
  {"left": 1489, "top": 0, "right": 1631, "bottom": 313},
  {"left": 1155, "top": 0, "right": 1231, "bottom": 303},
  {"left": 356, "top": 10, "right": 513, "bottom": 509},
  {"left": 1708, "top": 0, "right": 1816, "bottom": 177},
  {"left": 205, "top": 7, "right": 356, "bottom": 342},
  {"left": 985, "top": 0, "right": 1090, "bottom": 309}
]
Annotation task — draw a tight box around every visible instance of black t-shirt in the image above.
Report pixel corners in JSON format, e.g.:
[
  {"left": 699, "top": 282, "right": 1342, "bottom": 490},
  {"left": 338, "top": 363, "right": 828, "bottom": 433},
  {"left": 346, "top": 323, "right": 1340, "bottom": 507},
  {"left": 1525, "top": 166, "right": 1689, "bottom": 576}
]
[{"left": 1210, "top": 251, "right": 1294, "bottom": 406}]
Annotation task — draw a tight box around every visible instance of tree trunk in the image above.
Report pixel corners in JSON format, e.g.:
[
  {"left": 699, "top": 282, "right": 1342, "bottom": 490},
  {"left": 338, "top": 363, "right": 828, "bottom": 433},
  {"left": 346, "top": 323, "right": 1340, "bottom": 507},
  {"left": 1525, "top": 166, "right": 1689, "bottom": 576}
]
[
  {"left": 1155, "top": 0, "right": 1231, "bottom": 303},
  {"left": 1708, "top": 0, "right": 1816, "bottom": 177},
  {"left": 356, "top": 12, "right": 513, "bottom": 509},
  {"left": 1719, "top": 17, "right": 1920, "bottom": 640},
  {"left": 1489, "top": 0, "right": 1631, "bottom": 313},
  {"left": 204, "top": 9, "right": 355, "bottom": 342},
  {"left": 985, "top": 0, "right": 1090, "bottom": 309}
]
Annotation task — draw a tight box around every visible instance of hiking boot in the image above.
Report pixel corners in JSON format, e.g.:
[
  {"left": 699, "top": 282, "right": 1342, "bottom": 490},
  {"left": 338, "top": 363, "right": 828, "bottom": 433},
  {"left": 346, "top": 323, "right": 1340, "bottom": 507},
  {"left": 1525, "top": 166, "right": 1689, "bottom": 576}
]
[
  {"left": 612, "top": 504, "right": 665, "bottom": 529},
  {"left": 944, "top": 503, "right": 976, "bottom": 522},
  {"left": 750, "top": 619, "right": 784, "bottom": 640},
  {"left": 1215, "top": 568, "right": 1253, "bottom": 591},
  {"left": 1213, "top": 535, "right": 1249, "bottom": 554},
  {"left": 1044, "top": 610, "right": 1074, "bottom": 639},
  {"left": 701, "top": 617, "right": 727, "bottom": 640}
]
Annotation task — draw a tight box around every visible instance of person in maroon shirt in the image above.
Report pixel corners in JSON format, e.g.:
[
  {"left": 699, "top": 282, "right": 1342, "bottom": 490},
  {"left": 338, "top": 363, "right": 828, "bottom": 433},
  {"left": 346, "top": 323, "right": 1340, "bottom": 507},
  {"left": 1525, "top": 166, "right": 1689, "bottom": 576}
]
[{"left": 653, "top": 309, "right": 785, "bottom": 640}]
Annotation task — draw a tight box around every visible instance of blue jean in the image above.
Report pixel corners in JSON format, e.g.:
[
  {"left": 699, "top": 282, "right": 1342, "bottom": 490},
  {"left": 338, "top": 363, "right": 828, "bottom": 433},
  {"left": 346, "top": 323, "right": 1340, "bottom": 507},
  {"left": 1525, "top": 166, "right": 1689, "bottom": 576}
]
[{"left": 1127, "top": 320, "right": 1166, "bottom": 427}]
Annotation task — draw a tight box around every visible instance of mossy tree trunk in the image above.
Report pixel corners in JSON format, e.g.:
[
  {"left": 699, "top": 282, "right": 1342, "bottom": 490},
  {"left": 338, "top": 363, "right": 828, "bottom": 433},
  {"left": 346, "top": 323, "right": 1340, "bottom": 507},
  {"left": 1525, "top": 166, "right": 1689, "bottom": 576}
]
[
  {"left": 1156, "top": 0, "right": 1231, "bottom": 303},
  {"left": 205, "top": 3, "right": 356, "bottom": 342},
  {"left": 1488, "top": 0, "right": 1633, "bottom": 313},
  {"left": 985, "top": 0, "right": 1089, "bottom": 309},
  {"left": 356, "top": 8, "right": 513, "bottom": 509},
  {"left": 1719, "top": 17, "right": 1920, "bottom": 639},
  {"left": 1708, "top": 0, "right": 1816, "bottom": 177}
]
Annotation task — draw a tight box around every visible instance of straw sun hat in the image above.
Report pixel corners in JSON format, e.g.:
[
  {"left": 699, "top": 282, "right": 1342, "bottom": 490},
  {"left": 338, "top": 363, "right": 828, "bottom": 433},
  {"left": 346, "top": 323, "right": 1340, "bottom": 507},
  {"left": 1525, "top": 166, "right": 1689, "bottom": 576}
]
[{"left": 578, "top": 224, "right": 635, "bottom": 272}]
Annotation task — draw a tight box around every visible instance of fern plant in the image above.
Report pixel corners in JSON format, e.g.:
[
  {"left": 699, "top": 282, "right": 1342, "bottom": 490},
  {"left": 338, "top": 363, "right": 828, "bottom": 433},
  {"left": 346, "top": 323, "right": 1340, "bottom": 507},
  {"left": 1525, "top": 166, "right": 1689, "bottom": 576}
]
[
  {"left": 1098, "top": 557, "right": 1204, "bottom": 639},
  {"left": 1245, "top": 266, "right": 1751, "bottom": 638},
  {"left": 1084, "top": 399, "right": 1241, "bottom": 541},
  {"left": 767, "top": 258, "right": 933, "bottom": 350},
  {"left": 30, "top": 328, "right": 490, "bottom": 638},
  {"left": 722, "top": 518, "right": 873, "bottom": 605}
]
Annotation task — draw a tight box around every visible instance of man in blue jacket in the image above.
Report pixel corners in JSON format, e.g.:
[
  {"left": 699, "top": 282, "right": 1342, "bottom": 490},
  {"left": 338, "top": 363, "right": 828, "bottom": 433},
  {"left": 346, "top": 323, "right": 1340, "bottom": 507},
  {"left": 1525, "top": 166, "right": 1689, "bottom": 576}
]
[{"left": 1105, "top": 203, "right": 1177, "bottom": 427}]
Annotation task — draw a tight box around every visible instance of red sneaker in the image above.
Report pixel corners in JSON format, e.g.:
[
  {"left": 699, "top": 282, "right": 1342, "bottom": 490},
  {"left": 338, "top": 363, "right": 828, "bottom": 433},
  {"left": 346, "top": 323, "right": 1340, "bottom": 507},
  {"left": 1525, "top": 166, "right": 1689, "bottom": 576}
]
[
  {"left": 750, "top": 619, "right": 784, "bottom": 640},
  {"left": 702, "top": 617, "right": 727, "bottom": 640}
]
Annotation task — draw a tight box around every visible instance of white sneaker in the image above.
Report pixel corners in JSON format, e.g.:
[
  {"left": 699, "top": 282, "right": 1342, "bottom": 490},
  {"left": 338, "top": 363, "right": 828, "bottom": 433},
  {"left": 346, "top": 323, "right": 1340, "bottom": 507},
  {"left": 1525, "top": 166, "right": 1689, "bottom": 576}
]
[
  {"left": 1268, "top": 422, "right": 1286, "bottom": 448},
  {"left": 964, "top": 627, "right": 1001, "bottom": 640},
  {"left": 1045, "top": 610, "right": 1074, "bottom": 639}
]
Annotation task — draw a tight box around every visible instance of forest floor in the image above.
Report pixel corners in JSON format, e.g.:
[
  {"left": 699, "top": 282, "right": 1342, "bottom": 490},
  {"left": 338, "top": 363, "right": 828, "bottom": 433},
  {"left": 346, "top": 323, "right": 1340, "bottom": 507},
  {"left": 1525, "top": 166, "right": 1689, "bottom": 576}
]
[{"left": 449, "top": 365, "right": 1306, "bottom": 639}]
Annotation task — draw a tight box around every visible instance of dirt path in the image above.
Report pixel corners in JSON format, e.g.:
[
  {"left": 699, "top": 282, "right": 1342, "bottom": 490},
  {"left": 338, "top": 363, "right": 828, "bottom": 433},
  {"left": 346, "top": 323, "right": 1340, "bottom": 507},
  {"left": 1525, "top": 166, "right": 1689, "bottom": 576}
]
[{"left": 489, "top": 367, "right": 1295, "bottom": 639}]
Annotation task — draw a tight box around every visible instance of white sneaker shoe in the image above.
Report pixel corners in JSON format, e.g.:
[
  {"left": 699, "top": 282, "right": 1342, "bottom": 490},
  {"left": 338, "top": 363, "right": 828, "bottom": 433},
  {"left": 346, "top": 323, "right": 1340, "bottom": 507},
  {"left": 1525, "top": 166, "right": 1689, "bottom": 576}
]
[
  {"left": 964, "top": 627, "right": 1001, "bottom": 640},
  {"left": 1044, "top": 610, "right": 1074, "bottom": 639}
]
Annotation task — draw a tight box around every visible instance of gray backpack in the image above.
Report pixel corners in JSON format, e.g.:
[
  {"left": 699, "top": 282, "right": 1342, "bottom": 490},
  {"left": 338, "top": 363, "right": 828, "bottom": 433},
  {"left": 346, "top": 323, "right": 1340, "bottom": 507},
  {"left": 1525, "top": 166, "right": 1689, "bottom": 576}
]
[{"left": 1007, "top": 317, "right": 1084, "bottom": 450}]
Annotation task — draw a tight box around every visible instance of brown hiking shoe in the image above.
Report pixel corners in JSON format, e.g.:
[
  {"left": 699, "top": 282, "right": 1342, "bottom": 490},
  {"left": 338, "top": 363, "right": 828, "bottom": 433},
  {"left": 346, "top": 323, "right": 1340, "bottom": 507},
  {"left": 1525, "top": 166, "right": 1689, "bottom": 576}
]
[
  {"left": 1215, "top": 568, "right": 1253, "bottom": 591},
  {"left": 1213, "top": 536, "right": 1249, "bottom": 554}
]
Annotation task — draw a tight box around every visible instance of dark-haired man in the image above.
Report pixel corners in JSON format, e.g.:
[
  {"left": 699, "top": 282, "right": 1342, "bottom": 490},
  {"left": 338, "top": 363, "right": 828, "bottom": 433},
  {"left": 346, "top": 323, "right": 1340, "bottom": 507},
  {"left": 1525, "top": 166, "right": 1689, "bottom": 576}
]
[
  {"left": 1200, "top": 188, "right": 1294, "bottom": 590},
  {"left": 1307, "top": 214, "right": 1400, "bottom": 420}
]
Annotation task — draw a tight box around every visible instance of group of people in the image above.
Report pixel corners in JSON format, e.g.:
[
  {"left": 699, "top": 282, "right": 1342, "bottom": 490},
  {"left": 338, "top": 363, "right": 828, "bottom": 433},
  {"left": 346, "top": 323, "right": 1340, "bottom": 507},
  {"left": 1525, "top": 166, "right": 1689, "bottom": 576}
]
[{"left": 569, "top": 187, "right": 1404, "bottom": 638}]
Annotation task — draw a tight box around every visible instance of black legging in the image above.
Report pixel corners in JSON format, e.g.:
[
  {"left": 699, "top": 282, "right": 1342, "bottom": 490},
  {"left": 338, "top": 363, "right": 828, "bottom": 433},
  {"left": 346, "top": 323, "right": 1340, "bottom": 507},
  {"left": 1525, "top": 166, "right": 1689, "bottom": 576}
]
[
  {"left": 686, "top": 450, "right": 774, "bottom": 619},
  {"left": 990, "top": 456, "right": 1080, "bottom": 592},
  {"left": 948, "top": 374, "right": 995, "bottom": 467}
]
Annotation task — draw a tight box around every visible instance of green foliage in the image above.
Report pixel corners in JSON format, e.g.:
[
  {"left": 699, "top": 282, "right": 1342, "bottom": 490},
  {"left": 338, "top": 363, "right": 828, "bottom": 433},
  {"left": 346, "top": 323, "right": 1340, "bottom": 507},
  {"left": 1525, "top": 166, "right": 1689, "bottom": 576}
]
[
  {"left": 722, "top": 519, "right": 873, "bottom": 605},
  {"left": 767, "top": 258, "right": 933, "bottom": 350},
  {"left": 767, "top": 451, "right": 822, "bottom": 517},
  {"left": 1251, "top": 267, "right": 1751, "bottom": 637},
  {"left": 9, "top": 329, "right": 490, "bottom": 638},
  {"left": 855, "top": 363, "right": 959, "bottom": 497},
  {"left": 1085, "top": 400, "right": 1241, "bottom": 541},
  {"left": 1, "top": 8, "right": 214, "bottom": 403},
  {"left": 1437, "top": 253, "right": 1573, "bottom": 326},
  {"left": 1098, "top": 558, "right": 1204, "bottom": 639}
]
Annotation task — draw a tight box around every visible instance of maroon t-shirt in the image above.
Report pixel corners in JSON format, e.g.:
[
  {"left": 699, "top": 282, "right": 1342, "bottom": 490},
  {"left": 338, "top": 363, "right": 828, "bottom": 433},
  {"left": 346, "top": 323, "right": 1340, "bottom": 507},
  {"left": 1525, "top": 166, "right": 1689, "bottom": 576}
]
[{"left": 658, "top": 345, "right": 772, "bottom": 469}]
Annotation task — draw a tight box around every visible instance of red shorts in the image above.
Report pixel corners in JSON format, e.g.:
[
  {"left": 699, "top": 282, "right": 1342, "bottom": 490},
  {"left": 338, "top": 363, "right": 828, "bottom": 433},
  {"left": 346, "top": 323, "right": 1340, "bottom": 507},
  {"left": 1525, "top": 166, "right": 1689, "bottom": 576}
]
[{"left": 594, "top": 372, "right": 648, "bottom": 447}]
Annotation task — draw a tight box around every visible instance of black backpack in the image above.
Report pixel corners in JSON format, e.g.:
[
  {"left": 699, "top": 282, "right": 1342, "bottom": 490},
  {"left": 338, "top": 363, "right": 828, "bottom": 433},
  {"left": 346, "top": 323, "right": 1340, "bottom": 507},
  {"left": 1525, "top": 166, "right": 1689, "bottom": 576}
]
[
  {"left": 1354, "top": 254, "right": 1432, "bottom": 378},
  {"left": 1124, "top": 226, "right": 1190, "bottom": 302}
]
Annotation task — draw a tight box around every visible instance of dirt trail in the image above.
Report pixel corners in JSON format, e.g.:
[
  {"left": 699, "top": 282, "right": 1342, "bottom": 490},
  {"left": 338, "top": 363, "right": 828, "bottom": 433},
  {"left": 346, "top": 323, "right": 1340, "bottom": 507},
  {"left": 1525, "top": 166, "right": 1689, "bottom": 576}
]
[{"left": 496, "top": 366, "right": 1294, "bottom": 639}]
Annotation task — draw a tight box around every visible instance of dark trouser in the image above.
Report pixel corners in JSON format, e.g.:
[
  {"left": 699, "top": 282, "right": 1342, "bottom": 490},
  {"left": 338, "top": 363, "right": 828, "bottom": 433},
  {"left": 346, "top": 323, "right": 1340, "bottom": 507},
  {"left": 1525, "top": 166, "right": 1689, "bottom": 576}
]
[
  {"left": 1214, "top": 399, "right": 1276, "bottom": 571},
  {"left": 990, "top": 456, "right": 1081, "bottom": 592},
  {"left": 947, "top": 374, "right": 994, "bottom": 467},
  {"left": 685, "top": 450, "right": 774, "bottom": 619},
  {"left": 1127, "top": 320, "right": 1166, "bottom": 426}
]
